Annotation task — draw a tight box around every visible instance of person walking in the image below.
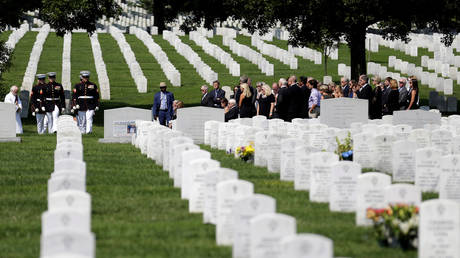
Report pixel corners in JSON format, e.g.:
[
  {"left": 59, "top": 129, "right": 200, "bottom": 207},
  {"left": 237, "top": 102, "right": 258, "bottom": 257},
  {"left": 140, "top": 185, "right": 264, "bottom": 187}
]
[
  {"left": 44, "top": 72, "right": 65, "bottom": 133},
  {"left": 30, "top": 74, "right": 47, "bottom": 134},
  {"left": 152, "top": 82, "right": 175, "bottom": 126},
  {"left": 71, "top": 71, "right": 100, "bottom": 134}
]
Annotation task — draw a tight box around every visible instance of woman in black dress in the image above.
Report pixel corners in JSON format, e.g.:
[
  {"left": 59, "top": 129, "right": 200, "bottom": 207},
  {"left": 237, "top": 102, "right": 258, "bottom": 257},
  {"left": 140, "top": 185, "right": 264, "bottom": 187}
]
[
  {"left": 387, "top": 79, "right": 400, "bottom": 115},
  {"left": 238, "top": 83, "right": 254, "bottom": 118},
  {"left": 257, "top": 84, "right": 275, "bottom": 118},
  {"left": 407, "top": 78, "right": 419, "bottom": 110}
]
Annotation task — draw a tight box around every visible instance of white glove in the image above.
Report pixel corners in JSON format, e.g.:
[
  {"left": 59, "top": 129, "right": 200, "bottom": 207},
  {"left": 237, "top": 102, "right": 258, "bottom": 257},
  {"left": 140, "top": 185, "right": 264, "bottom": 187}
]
[
  {"left": 41, "top": 107, "right": 45, "bottom": 111},
  {"left": 61, "top": 108, "right": 66, "bottom": 113},
  {"left": 95, "top": 106, "right": 99, "bottom": 111},
  {"left": 71, "top": 109, "right": 74, "bottom": 114},
  {"left": 35, "top": 108, "right": 39, "bottom": 112},
  {"left": 32, "top": 112, "right": 35, "bottom": 116},
  {"left": 76, "top": 104, "right": 80, "bottom": 109}
]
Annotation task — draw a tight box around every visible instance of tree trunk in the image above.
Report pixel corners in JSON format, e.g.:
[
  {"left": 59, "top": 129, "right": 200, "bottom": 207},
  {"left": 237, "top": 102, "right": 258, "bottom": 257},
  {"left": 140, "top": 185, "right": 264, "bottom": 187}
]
[
  {"left": 324, "top": 47, "right": 328, "bottom": 76},
  {"left": 153, "top": 0, "right": 166, "bottom": 34},
  {"left": 349, "top": 27, "right": 367, "bottom": 80}
]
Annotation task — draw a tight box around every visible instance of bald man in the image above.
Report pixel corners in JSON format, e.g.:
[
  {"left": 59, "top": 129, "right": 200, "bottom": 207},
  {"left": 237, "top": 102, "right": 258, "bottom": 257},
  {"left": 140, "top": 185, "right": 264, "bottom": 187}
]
[{"left": 4, "top": 85, "right": 23, "bottom": 134}]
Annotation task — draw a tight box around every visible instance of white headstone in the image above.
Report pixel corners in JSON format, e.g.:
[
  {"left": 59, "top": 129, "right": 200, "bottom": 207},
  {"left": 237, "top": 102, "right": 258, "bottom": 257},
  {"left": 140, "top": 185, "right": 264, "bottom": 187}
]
[
  {"left": 48, "top": 190, "right": 91, "bottom": 214},
  {"left": 353, "top": 133, "right": 374, "bottom": 168},
  {"left": 232, "top": 194, "right": 276, "bottom": 258},
  {"left": 176, "top": 107, "right": 224, "bottom": 144},
  {"left": 99, "top": 107, "right": 151, "bottom": 143},
  {"left": 48, "top": 174, "right": 86, "bottom": 196},
  {"left": 280, "top": 234, "right": 333, "bottom": 258},
  {"left": 309, "top": 152, "right": 339, "bottom": 203},
  {"left": 280, "top": 138, "right": 297, "bottom": 181},
  {"left": 254, "top": 131, "right": 270, "bottom": 167},
  {"left": 392, "top": 140, "right": 416, "bottom": 182},
  {"left": 267, "top": 134, "right": 285, "bottom": 173},
  {"left": 180, "top": 149, "right": 211, "bottom": 197},
  {"left": 329, "top": 161, "right": 361, "bottom": 212},
  {"left": 384, "top": 184, "right": 421, "bottom": 206},
  {"left": 320, "top": 98, "right": 368, "bottom": 128},
  {"left": 393, "top": 110, "right": 441, "bottom": 129},
  {"left": 373, "top": 134, "right": 395, "bottom": 174},
  {"left": 419, "top": 199, "right": 460, "bottom": 258},
  {"left": 172, "top": 143, "right": 199, "bottom": 187},
  {"left": 40, "top": 230, "right": 95, "bottom": 258},
  {"left": 294, "top": 146, "right": 320, "bottom": 191},
  {"left": 189, "top": 159, "right": 220, "bottom": 212},
  {"left": 216, "top": 179, "right": 254, "bottom": 246},
  {"left": 203, "top": 168, "right": 238, "bottom": 224},
  {"left": 168, "top": 137, "right": 193, "bottom": 177},
  {"left": 250, "top": 213, "right": 296, "bottom": 258},
  {"left": 415, "top": 147, "right": 441, "bottom": 192},
  {"left": 42, "top": 209, "right": 90, "bottom": 235},
  {"left": 0, "top": 102, "right": 20, "bottom": 142},
  {"left": 356, "top": 172, "right": 391, "bottom": 226},
  {"left": 439, "top": 155, "right": 460, "bottom": 202}
]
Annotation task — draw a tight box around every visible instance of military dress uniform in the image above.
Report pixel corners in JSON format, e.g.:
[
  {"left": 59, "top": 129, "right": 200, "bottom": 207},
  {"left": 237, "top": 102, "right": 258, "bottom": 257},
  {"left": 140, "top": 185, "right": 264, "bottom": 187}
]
[
  {"left": 44, "top": 72, "right": 66, "bottom": 133},
  {"left": 30, "top": 74, "right": 47, "bottom": 134},
  {"left": 72, "top": 71, "right": 99, "bottom": 134}
]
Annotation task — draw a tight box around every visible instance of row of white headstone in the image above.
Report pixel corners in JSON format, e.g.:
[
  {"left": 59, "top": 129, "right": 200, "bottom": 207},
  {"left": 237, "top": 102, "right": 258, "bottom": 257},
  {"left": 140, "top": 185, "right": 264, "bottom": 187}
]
[
  {"left": 370, "top": 33, "right": 460, "bottom": 67},
  {"left": 189, "top": 31, "right": 241, "bottom": 77},
  {"left": 131, "top": 120, "right": 334, "bottom": 258},
  {"left": 133, "top": 27, "right": 181, "bottom": 86},
  {"left": 420, "top": 55, "right": 459, "bottom": 80},
  {"left": 251, "top": 35, "right": 298, "bottom": 70},
  {"left": 216, "top": 27, "right": 237, "bottom": 39},
  {"left": 41, "top": 115, "right": 94, "bottom": 258},
  {"left": 20, "top": 24, "right": 50, "bottom": 92},
  {"left": 385, "top": 56, "right": 456, "bottom": 94},
  {"left": 163, "top": 30, "right": 218, "bottom": 84},
  {"left": 89, "top": 33, "right": 111, "bottom": 99},
  {"left": 61, "top": 33, "right": 72, "bottom": 91},
  {"left": 205, "top": 115, "right": 460, "bottom": 257},
  {"left": 223, "top": 36, "right": 274, "bottom": 76},
  {"left": 287, "top": 45, "right": 322, "bottom": 65},
  {"left": 2, "top": 23, "right": 29, "bottom": 77},
  {"left": 109, "top": 26, "right": 147, "bottom": 93}
]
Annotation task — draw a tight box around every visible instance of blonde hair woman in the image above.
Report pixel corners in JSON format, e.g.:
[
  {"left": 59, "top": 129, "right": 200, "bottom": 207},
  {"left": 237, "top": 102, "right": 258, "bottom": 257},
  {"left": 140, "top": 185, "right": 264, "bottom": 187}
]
[
  {"left": 238, "top": 83, "right": 254, "bottom": 118},
  {"left": 257, "top": 84, "right": 275, "bottom": 118},
  {"left": 333, "top": 84, "right": 343, "bottom": 98}
]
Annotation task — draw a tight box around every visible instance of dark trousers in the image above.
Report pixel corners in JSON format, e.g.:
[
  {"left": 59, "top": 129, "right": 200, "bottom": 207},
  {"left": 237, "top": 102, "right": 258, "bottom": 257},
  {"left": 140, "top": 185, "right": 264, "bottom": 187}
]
[{"left": 158, "top": 110, "right": 170, "bottom": 126}]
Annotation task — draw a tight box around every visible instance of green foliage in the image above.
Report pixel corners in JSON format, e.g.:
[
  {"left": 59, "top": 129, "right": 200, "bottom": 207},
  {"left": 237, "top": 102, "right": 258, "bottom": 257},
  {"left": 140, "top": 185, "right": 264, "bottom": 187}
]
[
  {"left": 39, "top": 0, "right": 121, "bottom": 36},
  {"left": 335, "top": 132, "right": 353, "bottom": 161}
]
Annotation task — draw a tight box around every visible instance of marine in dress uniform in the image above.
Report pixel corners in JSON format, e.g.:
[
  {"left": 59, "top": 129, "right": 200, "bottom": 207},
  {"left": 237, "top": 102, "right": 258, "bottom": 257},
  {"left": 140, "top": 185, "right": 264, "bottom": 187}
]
[
  {"left": 30, "top": 74, "right": 47, "bottom": 134},
  {"left": 71, "top": 71, "right": 100, "bottom": 134},
  {"left": 44, "top": 72, "right": 66, "bottom": 133}
]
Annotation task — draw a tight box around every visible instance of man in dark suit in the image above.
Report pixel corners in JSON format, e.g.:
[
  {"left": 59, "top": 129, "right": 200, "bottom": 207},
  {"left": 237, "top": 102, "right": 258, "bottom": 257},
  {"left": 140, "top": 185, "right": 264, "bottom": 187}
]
[
  {"left": 299, "top": 76, "right": 310, "bottom": 118},
  {"left": 398, "top": 78, "right": 408, "bottom": 110},
  {"left": 200, "top": 85, "right": 214, "bottom": 107},
  {"left": 341, "top": 77, "right": 351, "bottom": 98},
  {"left": 381, "top": 77, "right": 392, "bottom": 114},
  {"left": 209, "top": 80, "right": 225, "bottom": 108},
  {"left": 276, "top": 79, "right": 290, "bottom": 121},
  {"left": 287, "top": 75, "right": 304, "bottom": 121},
  {"left": 152, "top": 82, "right": 175, "bottom": 126},
  {"left": 357, "top": 74, "right": 373, "bottom": 117},
  {"left": 225, "top": 99, "right": 239, "bottom": 122}
]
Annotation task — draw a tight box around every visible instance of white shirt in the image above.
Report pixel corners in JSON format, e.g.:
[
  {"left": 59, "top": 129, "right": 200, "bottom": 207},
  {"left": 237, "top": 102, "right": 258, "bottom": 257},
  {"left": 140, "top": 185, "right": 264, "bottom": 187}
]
[
  {"left": 160, "top": 92, "right": 167, "bottom": 110},
  {"left": 4, "top": 92, "right": 22, "bottom": 112}
]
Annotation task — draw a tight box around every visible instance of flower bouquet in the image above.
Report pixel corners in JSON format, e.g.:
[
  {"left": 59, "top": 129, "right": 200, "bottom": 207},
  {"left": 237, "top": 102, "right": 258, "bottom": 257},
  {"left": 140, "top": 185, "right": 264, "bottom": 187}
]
[
  {"left": 235, "top": 144, "right": 255, "bottom": 162},
  {"left": 335, "top": 132, "right": 353, "bottom": 161},
  {"left": 367, "top": 204, "right": 419, "bottom": 250}
]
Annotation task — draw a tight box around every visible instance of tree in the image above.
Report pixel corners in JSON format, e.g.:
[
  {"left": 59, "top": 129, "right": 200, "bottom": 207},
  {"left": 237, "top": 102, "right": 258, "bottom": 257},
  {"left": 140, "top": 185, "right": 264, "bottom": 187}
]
[
  {"left": 179, "top": 0, "right": 459, "bottom": 80},
  {"left": 139, "top": 0, "right": 182, "bottom": 34}
]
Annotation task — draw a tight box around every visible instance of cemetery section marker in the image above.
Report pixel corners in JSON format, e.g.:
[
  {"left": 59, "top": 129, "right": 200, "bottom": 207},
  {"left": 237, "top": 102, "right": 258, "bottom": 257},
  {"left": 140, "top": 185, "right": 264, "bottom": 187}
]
[
  {"left": 320, "top": 98, "right": 368, "bottom": 128},
  {"left": 176, "top": 107, "right": 224, "bottom": 144},
  {"left": 99, "top": 107, "right": 151, "bottom": 143}
]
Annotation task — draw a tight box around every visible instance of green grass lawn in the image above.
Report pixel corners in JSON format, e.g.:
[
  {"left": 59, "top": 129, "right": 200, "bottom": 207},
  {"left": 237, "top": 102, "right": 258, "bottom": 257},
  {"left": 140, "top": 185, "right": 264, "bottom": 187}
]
[{"left": 0, "top": 31, "right": 456, "bottom": 257}]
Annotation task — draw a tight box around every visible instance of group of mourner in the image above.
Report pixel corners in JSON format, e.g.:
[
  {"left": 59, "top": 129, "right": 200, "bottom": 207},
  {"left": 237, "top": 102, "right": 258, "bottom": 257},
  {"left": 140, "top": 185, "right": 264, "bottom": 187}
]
[
  {"left": 4, "top": 71, "right": 100, "bottom": 134},
  {"left": 198, "top": 74, "right": 420, "bottom": 123}
]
